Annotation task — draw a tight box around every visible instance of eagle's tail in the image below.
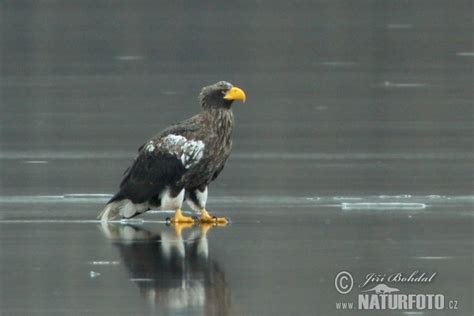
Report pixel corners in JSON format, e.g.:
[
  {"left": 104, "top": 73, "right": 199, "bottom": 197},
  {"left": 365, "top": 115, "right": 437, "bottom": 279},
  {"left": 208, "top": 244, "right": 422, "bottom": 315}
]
[{"left": 97, "top": 198, "right": 141, "bottom": 221}]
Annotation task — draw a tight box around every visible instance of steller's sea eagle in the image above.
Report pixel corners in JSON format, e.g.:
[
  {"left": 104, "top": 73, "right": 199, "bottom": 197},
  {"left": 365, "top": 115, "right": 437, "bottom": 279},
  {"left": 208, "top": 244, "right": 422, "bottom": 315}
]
[{"left": 98, "top": 81, "right": 246, "bottom": 223}]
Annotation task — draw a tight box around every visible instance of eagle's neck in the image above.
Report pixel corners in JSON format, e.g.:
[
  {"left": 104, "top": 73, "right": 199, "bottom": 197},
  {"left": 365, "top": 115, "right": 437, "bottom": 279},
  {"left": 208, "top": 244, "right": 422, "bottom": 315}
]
[
  {"left": 203, "top": 108, "right": 234, "bottom": 148},
  {"left": 205, "top": 108, "right": 234, "bottom": 133}
]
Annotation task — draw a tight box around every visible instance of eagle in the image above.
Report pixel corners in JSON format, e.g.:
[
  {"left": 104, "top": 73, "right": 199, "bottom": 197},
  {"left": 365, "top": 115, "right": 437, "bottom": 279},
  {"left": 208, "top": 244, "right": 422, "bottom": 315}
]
[{"left": 98, "top": 81, "right": 246, "bottom": 223}]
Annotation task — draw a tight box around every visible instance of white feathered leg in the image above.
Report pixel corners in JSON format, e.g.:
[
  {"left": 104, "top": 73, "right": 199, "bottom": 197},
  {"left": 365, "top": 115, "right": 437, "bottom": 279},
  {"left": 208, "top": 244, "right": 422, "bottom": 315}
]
[
  {"left": 162, "top": 187, "right": 193, "bottom": 223},
  {"left": 185, "top": 186, "right": 208, "bottom": 212},
  {"left": 185, "top": 186, "right": 228, "bottom": 224}
]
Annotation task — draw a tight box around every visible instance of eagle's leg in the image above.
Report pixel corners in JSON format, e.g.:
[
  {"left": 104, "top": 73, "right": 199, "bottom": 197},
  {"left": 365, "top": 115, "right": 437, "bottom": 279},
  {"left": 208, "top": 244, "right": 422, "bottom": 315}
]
[
  {"left": 163, "top": 187, "right": 194, "bottom": 223},
  {"left": 170, "top": 208, "right": 194, "bottom": 223},
  {"left": 185, "top": 186, "right": 228, "bottom": 224}
]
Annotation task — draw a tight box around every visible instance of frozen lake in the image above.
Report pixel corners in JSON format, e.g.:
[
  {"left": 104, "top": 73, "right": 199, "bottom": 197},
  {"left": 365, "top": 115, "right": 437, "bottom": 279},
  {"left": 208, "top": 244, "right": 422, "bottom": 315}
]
[{"left": 1, "top": 0, "right": 473, "bottom": 315}]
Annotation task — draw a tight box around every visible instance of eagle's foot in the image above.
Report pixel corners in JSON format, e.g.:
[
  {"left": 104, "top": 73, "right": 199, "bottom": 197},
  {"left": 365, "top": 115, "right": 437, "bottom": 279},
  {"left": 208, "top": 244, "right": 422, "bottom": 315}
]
[
  {"left": 168, "top": 208, "right": 194, "bottom": 223},
  {"left": 199, "top": 209, "right": 228, "bottom": 225}
]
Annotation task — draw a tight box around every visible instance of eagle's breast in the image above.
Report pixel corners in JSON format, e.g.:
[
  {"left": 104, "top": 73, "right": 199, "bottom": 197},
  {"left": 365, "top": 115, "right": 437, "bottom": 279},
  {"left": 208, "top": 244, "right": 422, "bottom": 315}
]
[
  {"left": 178, "top": 109, "right": 234, "bottom": 188},
  {"left": 207, "top": 109, "right": 234, "bottom": 161}
]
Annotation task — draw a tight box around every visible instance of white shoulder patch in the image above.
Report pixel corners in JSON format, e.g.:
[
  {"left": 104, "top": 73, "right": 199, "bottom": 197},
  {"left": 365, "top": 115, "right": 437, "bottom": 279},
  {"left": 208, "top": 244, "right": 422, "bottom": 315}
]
[
  {"left": 160, "top": 134, "right": 205, "bottom": 168},
  {"left": 145, "top": 141, "right": 155, "bottom": 152}
]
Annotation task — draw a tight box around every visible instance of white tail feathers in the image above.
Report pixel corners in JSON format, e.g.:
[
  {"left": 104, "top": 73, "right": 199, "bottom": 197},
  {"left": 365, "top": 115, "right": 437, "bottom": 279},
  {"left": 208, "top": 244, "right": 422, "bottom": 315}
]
[{"left": 97, "top": 199, "right": 141, "bottom": 221}]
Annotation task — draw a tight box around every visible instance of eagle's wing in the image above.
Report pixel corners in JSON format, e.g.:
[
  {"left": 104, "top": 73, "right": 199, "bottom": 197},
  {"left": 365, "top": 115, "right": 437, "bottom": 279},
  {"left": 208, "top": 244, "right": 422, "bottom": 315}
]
[
  {"left": 115, "top": 151, "right": 186, "bottom": 204},
  {"left": 112, "top": 117, "right": 205, "bottom": 204},
  {"left": 211, "top": 162, "right": 226, "bottom": 182}
]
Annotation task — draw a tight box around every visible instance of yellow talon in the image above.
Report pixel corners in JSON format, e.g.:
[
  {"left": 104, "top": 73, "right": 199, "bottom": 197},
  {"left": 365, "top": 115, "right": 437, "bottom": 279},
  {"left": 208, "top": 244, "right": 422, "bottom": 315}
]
[
  {"left": 200, "top": 209, "right": 214, "bottom": 222},
  {"left": 199, "top": 209, "right": 228, "bottom": 225},
  {"left": 169, "top": 209, "right": 194, "bottom": 223}
]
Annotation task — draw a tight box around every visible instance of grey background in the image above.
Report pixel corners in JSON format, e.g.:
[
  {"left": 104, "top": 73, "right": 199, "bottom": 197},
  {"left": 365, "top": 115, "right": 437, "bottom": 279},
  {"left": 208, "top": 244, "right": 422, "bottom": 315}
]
[{"left": 0, "top": 1, "right": 473, "bottom": 315}]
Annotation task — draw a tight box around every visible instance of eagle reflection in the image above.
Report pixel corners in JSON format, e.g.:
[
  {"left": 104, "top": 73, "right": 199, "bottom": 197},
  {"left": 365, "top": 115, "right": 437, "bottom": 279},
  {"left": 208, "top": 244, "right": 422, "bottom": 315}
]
[{"left": 100, "top": 223, "right": 231, "bottom": 315}]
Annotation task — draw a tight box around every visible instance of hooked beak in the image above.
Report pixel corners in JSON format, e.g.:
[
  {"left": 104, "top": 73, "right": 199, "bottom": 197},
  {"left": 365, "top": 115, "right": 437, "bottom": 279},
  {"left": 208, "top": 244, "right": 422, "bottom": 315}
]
[{"left": 223, "top": 86, "right": 246, "bottom": 103}]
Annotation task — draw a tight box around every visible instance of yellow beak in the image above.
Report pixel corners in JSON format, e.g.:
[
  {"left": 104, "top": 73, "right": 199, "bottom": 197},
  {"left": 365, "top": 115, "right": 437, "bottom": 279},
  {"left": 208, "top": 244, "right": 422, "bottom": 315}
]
[{"left": 223, "top": 86, "right": 246, "bottom": 103}]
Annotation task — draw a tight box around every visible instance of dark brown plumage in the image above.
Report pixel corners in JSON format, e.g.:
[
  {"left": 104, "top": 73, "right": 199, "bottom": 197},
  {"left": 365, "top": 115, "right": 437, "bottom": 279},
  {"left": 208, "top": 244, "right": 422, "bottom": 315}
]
[{"left": 98, "top": 81, "right": 246, "bottom": 223}]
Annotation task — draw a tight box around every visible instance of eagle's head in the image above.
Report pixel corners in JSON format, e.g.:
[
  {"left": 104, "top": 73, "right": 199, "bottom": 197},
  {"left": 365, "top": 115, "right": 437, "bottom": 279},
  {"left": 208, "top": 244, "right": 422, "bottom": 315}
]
[{"left": 199, "top": 81, "right": 246, "bottom": 109}]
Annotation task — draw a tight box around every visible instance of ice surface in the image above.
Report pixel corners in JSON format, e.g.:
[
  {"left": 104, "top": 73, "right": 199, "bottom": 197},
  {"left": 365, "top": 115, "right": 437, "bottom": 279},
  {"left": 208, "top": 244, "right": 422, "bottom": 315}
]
[
  {"left": 456, "top": 52, "right": 474, "bottom": 57},
  {"left": 0, "top": 194, "right": 472, "bottom": 209},
  {"left": 382, "top": 81, "right": 428, "bottom": 88},
  {"left": 318, "top": 61, "right": 356, "bottom": 67},
  {"left": 23, "top": 160, "right": 48, "bottom": 164},
  {"left": 63, "top": 194, "right": 114, "bottom": 199},
  {"left": 114, "top": 55, "right": 143, "bottom": 61},
  {"left": 387, "top": 24, "right": 413, "bottom": 29},
  {"left": 89, "top": 271, "right": 101, "bottom": 278},
  {"left": 341, "top": 202, "right": 427, "bottom": 210},
  {"left": 89, "top": 261, "right": 120, "bottom": 265}
]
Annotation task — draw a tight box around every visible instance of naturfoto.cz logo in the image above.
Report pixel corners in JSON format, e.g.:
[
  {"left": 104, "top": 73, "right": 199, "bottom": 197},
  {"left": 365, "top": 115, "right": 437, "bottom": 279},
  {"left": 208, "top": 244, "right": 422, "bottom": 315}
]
[{"left": 334, "top": 270, "right": 459, "bottom": 311}]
